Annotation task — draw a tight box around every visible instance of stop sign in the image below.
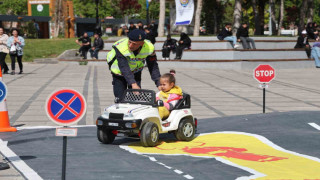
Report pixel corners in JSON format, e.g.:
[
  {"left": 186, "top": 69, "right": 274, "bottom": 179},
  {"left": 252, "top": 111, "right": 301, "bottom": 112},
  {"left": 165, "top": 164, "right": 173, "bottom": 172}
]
[{"left": 254, "top": 64, "right": 275, "bottom": 83}]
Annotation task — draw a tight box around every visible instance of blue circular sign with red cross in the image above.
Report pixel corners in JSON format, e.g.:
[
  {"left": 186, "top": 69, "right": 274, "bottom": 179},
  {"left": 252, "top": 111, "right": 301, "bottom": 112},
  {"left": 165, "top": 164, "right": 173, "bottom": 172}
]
[
  {"left": 46, "top": 89, "right": 87, "bottom": 126},
  {"left": 0, "top": 81, "right": 7, "bottom": 103}
]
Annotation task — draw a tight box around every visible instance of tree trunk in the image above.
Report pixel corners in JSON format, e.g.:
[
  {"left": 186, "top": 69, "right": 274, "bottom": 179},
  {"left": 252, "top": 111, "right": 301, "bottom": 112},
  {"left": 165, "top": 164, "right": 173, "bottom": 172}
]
[
  {"left": 258, "top": 0, "right": 266, "bottom": 35},
  {"left": 299, "top": 0, "right": 307, "bottom": 34},
  {"left": 307, "top": 0, "right": 314, "bottom": 23},
  {"left": 158, "top": 0, "right": 166, "bottom": 37},
  {"left": 233, "top": 0, "right": 242, "bottom": 35},
  {"left": 53, "top": 0, "right": 62, "bottom": 38},
  {"left": 213, "top": 12, "right": 218, "bottom": 34},
  {"left": 252, "top": 0, "right": 260, "bottom": 35},
  {"left": 277, "top": 0, "right": 284, "bottom": 36},
  {"left": 269, "top": 0, "right": 276, "bottom": 35},
  {"left": 193, "top": 0, "right": 203, "bottom": 36}
]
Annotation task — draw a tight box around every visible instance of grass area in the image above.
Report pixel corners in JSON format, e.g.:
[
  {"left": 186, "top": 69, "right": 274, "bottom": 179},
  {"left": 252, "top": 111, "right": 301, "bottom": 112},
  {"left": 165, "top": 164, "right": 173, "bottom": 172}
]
[
  {"left": 19, "top": 38, "right": 78, "bottom": 62},
  {"left": 6, "top": 37, "right": 108, "bottom": 62}
]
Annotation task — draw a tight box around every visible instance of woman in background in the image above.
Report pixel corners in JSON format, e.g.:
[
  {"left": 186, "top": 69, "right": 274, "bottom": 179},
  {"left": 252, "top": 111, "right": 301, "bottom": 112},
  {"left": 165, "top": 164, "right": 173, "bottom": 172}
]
[
  {"left": 7, "top": 29, "right": 25, "bottom": 75},
  {"left": 0, "top": 27, "right": 9, "bottom": 74}
]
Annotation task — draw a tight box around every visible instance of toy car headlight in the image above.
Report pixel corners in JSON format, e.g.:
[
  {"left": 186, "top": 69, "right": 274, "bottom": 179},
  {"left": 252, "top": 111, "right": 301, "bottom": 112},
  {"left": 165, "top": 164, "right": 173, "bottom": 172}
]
[
  {"left": 124, "top": 113, "right": 134, "bottom": 118},
  {"left": 102, "top": 111, "right": 110, "bottom": 118}
]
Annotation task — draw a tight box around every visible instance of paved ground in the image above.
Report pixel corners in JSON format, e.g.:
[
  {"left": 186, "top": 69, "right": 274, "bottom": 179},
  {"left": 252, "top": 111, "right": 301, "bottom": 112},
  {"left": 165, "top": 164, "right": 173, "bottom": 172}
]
[
  {"left": 1, "top": 111, "right": 320, "bottom": 179},
  {"left": 1, "top": 63, "right": 320, "bottom": 179},
  {"left": 3, "top": 63, "right": 320, "bottom": 126}
]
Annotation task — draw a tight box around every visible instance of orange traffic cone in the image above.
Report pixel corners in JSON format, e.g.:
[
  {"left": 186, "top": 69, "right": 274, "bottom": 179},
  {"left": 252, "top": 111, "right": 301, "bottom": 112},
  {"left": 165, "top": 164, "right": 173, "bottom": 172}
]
[{"left": 0, "top": 66, "right": 16, "bottom": 132}]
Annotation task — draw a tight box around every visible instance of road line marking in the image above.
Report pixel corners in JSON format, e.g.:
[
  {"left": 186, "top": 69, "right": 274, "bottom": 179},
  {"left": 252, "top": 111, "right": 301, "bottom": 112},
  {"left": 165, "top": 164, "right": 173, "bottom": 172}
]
[
  {"left": 184, "top": 174, "right": 194, "bottom": 179},
  {"left": 0, "top": 139, "right": 42, "bottom": 180},
  {"left": 133, "top": 153, "right": 192, "bottom": 179},
  {"left": 17, "top": 125, "right": 95, "bottom": 130},
  {"left": 174, "top": 169, "right": 183, "bottom": 174},
  {"left": 309, "top": 123, "right": 320, "bottom": 131}
]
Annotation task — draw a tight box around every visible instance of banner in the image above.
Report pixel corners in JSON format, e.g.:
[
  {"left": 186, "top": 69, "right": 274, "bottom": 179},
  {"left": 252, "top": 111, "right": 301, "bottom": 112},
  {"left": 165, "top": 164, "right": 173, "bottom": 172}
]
[{"left": 175, "top": 0, "right": 194, "bottom": 26}]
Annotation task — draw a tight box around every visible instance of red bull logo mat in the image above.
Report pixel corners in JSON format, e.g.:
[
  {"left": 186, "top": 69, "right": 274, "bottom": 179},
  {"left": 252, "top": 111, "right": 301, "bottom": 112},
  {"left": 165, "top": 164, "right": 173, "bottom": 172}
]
[{"left": 120, "top": 132, "right": 320, "bottom": 180}]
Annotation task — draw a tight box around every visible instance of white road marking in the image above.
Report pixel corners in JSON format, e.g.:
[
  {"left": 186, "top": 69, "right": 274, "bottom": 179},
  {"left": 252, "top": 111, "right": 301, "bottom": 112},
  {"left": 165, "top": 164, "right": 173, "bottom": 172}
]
[
  {"left": 157, "top": 162, "right": 172, "bottom": 169},
  {"left": 309, "top": 123, "right": 320, "bottom": 131},
  {"left": 0, "top": 139, "right": 42, "bottom": 180},
  {"left": 184, "top": 174, "right": 194, "bottom": 179},
  {"left": 137, "top": 154, "right": 193, "bottom": 179},
  {"left": 17, "top": 125, "right": 95, "bottom": 130},
  {"left": 174, "top": 169, "right": 183, "bottom": 174}
]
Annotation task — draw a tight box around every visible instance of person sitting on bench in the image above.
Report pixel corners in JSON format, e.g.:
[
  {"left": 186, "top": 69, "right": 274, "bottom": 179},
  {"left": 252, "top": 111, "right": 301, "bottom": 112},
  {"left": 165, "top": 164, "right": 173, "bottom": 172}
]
[
  {"left": 237, "top": 23, "right": 256, "bottom": 49},
  {"left": 175, "top": 33, "right": 191, "bottom": 60},
  {"left": 162, "top": 35, "right": 177, "bottom": 60}
]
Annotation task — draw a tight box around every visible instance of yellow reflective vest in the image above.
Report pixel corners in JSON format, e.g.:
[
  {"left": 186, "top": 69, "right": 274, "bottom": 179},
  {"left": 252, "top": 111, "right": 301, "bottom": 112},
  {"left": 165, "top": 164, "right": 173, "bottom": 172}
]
[{"left": 107, "top": 38, "right": 155, "bottom": 75}]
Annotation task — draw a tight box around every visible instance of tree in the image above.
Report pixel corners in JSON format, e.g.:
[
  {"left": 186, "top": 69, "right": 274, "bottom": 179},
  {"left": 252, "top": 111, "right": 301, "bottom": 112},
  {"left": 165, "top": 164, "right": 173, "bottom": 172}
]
[
  {"left": 202, "top": 0, "right": 226, "bottom": 34},
  {"left": 52, "top": 0, "right": 63, "bottom": 38},
  {"left": 277, "top": 0, "right": 284, "bottom": 36},
  {"left": 0, "top": 0, "right": 27, "bottom": 15},
  {"left": 269, "top": 0, "right": 276, "bottom": 35},
  {"left": 252, "top": 0, "right": 261, "bottom": 35},
  {"left": 193, "top": 0, "right": 203, "bottom": 36},
  {"left": 119, "top": 0, "right": 141, "bottom": 24},
  {"left": 73, "top": 0, "right": 118, "bottom": 18},
  {"left": 299, "top": 0, "right": 308, "bottom": 33},
  {"left": 307, "top": 0, "right": 314, "bottom": 23},
  {"left": 233, "top": 0, "right": 242, "bottom": 35},
  {"left": 158, "top": 0, "right": 165, "bottom": 37}
]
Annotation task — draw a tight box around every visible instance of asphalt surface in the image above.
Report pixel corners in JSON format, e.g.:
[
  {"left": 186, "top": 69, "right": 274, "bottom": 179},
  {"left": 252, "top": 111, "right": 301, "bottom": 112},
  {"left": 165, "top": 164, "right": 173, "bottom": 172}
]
[{"left": 0, "top": 111, "right": 320, "bottom": 179}]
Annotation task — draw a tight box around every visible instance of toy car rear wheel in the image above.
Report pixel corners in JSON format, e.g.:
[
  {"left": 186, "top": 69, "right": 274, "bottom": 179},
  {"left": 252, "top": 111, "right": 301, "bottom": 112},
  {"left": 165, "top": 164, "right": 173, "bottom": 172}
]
[
  {"left": 175, "top": 118, "right": 195, "bottom": 141},
  {"left": 97, "top": 127, "right": 116, "bottom": 144},
  {"left": 140, "top": 122, "right": 159, "bottom": 147}
]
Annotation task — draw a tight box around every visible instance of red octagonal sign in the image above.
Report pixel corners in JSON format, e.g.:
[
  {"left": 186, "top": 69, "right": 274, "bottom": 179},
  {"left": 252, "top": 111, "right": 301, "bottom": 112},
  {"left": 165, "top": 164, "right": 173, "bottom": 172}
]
[{"left": 254, "top": 64, "right": 275, "bottom": 83}]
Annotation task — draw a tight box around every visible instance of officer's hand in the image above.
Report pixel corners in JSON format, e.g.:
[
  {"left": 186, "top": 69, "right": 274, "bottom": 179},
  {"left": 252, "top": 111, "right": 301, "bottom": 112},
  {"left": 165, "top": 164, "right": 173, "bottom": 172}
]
[{"left": 131, "top": 83, "right": 140, "bottom": 89}]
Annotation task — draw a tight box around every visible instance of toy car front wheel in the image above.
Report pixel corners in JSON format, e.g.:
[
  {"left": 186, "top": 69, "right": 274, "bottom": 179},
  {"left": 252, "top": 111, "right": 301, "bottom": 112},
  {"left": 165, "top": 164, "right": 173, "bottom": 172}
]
[
  {"left": 175, "top": 118, "right": 195, "bottom": 141},
  {"left": 97, "top": 127, "right": 116, "bottom": 144},
  {"left": 140, "top": 122, "right": 159, "bottom": 147}
]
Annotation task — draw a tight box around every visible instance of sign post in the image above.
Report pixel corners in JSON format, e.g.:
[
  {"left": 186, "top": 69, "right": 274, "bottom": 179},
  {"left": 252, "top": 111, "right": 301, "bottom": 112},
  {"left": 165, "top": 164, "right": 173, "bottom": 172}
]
[
  {"left": 254, "top": 65, "right": 275, "bottom": 113},
  {"left": 46, "top": 89, "right": 86, "bottom": 180}
]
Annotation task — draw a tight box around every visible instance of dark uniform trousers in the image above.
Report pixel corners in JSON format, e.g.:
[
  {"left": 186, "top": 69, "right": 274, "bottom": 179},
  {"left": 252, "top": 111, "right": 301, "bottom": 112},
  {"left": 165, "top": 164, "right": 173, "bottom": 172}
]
[{"left": 112, "top": 71, "right": 142, "bottom": 99}]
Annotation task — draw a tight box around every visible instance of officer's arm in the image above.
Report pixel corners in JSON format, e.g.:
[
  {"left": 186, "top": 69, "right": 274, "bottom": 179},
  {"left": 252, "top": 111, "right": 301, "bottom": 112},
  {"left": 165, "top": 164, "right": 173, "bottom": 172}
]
[
  {"left": 146, "top": 52, "right": 161, "bottom": 87},
  {"left": 114, "top": 47, "right": 137, "bottom": 86}
]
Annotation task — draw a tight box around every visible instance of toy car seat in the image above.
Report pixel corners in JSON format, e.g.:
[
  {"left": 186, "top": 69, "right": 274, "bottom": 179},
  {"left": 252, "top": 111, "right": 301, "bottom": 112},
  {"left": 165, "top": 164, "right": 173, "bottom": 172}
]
[{"left": 172, "top": 93, "right": 191, "bottom": 110}]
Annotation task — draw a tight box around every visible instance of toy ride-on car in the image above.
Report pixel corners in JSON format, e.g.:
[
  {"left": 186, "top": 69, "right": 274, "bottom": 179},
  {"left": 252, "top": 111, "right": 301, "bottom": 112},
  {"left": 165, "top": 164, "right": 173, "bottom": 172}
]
[{"left": 96, "top": 89, "right": 197, "bottom": 147}]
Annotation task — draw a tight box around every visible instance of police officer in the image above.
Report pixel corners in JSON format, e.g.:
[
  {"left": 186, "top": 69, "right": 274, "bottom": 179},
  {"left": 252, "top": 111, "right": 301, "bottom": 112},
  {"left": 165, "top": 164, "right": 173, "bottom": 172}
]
[{"left": 107, "top": 29, "right": 161, "bottom": 98}]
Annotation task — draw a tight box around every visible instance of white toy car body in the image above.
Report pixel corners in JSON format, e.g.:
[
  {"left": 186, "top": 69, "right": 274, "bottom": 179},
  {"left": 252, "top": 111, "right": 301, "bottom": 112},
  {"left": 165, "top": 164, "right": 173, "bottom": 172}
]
[{"left": 96, "top": 89, "right": 197, "bottom": 147}]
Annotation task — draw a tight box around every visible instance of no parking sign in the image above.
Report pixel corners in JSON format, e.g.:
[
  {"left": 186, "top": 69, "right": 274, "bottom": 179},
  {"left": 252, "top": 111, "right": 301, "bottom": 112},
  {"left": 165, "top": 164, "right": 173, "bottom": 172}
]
[
  {"left": 0, "top": 81, "right": 7, "bottom": 103},
  {"left": 45, "top": 89, "right": 87, "bottom": 180},
  {"left": 46, "top": 89, "right": 86, "bottom": 126}
]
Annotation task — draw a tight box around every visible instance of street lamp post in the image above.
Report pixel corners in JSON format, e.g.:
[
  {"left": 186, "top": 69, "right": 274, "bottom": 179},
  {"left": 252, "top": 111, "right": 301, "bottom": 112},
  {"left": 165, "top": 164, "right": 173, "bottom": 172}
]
[{"left": 146, "top": 0, "right": 152, "bottom": 25}]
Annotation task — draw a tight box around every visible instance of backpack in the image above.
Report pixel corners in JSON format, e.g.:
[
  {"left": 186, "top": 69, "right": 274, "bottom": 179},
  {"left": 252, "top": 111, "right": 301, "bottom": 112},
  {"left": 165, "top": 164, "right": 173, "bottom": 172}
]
[{"left": 217, "top": 34, "right": 223, "bottom": 40}]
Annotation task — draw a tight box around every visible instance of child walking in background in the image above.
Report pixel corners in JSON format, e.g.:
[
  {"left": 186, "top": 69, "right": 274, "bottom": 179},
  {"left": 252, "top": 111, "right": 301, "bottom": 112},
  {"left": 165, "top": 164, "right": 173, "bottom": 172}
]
[{"left": 156, "top": 72, "right": 183, "bottom": 120}]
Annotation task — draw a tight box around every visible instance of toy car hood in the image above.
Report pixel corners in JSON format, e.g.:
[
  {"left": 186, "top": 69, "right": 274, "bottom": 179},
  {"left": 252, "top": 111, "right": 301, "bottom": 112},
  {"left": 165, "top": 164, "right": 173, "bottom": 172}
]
[{"left": 104, "top": 103, "right": 152, "bottom": 115}]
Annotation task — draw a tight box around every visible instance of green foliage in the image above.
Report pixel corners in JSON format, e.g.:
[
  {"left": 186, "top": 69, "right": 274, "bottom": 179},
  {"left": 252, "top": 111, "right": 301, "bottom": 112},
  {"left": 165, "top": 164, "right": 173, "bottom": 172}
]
[
  {"left": 20, "top": 22, "right": 37, "bottom": 39},
  {"left": 73, "top": 0, "right": 118, "bottom": 18},
  {"left": 73, "top": 0, "right": 160, "bottom": 20},
  {"left": 0, "top": 0, "right": 28, "bottom": 15},
  {"left": 201, "top": 0, "right": 233, "bottom": 34},
  {"left": 137, "top": 0, "right": 160, "bottom": 20}
]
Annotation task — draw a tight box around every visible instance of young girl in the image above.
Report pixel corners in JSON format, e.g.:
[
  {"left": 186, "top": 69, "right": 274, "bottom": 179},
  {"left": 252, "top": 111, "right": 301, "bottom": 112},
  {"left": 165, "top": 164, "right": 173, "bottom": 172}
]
[{"left": 156, "top": 73, "right": 183, "bottom": 120}]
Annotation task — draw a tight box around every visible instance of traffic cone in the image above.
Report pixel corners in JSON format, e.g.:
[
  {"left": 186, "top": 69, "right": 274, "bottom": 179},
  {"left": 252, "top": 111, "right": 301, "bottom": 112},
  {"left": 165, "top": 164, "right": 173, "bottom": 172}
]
[{"left": 0, "top": 66, "right": 16, "bottom": 132}]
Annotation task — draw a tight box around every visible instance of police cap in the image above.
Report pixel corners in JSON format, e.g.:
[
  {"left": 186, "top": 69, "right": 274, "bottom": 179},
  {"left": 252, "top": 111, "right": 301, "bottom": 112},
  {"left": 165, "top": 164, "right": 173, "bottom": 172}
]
[{"left": 128, "top": 29, "right": 146, "bottom": 41}]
